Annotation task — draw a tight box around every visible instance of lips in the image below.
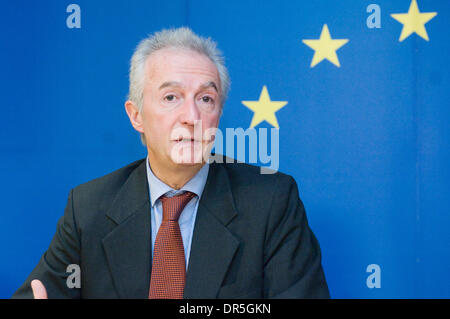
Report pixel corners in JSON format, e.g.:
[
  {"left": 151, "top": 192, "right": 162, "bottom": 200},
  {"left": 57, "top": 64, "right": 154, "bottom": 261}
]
[{"left": 173, "top": 136, "right": 202, "bottom": 142}]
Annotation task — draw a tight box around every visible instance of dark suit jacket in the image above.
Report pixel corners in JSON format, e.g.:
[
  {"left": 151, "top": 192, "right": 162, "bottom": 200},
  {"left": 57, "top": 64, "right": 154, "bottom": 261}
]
[{"left": 12, "top": 158, "right": 329, "bottom": 298}]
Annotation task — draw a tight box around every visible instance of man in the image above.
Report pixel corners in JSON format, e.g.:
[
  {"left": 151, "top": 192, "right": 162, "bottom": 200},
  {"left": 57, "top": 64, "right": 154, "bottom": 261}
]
[{"left": 12, "top": 27, "right": 329, "bottom": 299}]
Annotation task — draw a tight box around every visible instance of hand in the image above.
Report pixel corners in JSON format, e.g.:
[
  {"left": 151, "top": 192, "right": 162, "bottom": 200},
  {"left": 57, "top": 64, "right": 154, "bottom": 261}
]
[{"left": 31, "top": 279, "right": 48, "bottom": 299}]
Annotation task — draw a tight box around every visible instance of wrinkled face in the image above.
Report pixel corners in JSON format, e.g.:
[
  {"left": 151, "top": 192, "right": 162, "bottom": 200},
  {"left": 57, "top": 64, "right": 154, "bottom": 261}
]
[{"left": 140, "top": 48, "right": 222, "bottom": 168}]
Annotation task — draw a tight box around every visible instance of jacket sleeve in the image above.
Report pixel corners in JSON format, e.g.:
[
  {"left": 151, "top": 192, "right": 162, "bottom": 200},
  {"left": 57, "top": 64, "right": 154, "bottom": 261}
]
[
  {"left": 263, "top": 175, "right": 330, "bottom": 298},
  {"left": 11, "top": 189, "right": 82, "bottom": 299}
]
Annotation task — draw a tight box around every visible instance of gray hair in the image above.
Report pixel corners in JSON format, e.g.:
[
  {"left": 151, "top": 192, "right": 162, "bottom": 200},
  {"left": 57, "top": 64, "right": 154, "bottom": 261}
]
[{"left": 127, "top": 27, "right": 230, "bottom": 145}]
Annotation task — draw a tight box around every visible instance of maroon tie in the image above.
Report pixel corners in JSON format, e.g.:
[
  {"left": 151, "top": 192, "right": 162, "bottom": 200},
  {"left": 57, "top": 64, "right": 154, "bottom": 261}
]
[{"left": 148, "top": 191, "right": 196, "bottom": 299}]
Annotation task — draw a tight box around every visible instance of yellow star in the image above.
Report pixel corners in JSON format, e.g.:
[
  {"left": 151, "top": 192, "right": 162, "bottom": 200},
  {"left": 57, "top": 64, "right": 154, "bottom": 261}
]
[
  {"left": 241, "top": 86, "right": 287, "bottom": 128},
  {"left": 391, "top": 0, "right": 437, "bottom": 42},
  {"left": 302, "top": 24, "right": 349, "bottom": 68}
]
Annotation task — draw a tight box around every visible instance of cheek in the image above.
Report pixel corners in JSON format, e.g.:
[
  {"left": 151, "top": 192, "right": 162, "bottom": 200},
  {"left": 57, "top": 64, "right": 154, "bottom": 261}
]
[
  {"left": 147, "top": 118, "right": 169, "bottom": 137},
  {"left": 199, "top": 114, "right": 220, "bottom": 142},
  {"left": 201, "top": 111, "right": 221, "bottom": 129},
  {"left": 141, "top": 110, "right": 167, "bottom": 140}
]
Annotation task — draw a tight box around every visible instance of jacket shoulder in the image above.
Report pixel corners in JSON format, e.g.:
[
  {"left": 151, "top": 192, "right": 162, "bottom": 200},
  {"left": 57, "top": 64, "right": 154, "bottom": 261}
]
[
  {"left": 75, "top": 158, "right": 144, "bottom": 191},
  {"left": 215, "top": 159, "right": 298, "bottom": 206},
  {"left": 71, "top": 158, "right": 146, "bottom": 210},
  {"left": 219, "top": 159, "right": 296, "bottom": 189}
]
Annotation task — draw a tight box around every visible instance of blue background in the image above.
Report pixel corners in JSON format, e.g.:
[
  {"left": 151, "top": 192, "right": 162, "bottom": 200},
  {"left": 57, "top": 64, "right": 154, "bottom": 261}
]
[{"left": 1, "top": 0, "right": 449, "bottom": 298}]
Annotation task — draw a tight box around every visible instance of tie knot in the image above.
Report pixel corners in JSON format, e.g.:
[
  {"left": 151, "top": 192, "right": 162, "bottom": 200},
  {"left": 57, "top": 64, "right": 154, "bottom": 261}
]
[{"left": 160, "top": 191, "right": 196, "bottom": 221}]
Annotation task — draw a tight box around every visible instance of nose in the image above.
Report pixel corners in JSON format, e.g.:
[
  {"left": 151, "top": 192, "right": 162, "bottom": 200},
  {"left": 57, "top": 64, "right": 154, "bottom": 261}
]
[{"left": 179, "top": 96, "right": 201, "bottom": 126}]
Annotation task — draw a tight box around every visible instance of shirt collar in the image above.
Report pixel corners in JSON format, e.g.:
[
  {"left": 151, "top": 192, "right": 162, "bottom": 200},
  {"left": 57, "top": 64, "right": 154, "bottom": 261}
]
[{"left": 145, "top": 156, "right": 209, "bottom": 208}]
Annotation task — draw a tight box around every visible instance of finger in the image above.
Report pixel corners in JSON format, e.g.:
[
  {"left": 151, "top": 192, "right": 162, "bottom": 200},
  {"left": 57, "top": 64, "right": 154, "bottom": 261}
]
[{"left": 31, "top": 279, "right": 48, "bottom": 299}]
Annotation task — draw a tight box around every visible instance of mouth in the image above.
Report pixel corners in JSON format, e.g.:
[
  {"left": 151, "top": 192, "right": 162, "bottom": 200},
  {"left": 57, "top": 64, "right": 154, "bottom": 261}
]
[{"left": 173, "top": 137, "right": 202, "bottom": 143}]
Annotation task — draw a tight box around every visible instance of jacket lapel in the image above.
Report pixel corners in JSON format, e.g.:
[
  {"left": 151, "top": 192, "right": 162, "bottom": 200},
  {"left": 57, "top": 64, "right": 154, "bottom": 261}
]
[
  {"left": 184, "top": 161, "right": 239, "bottom": 298},
  {"left": 101, "top": 158, "right": 239, "bottom": 299},
  {"left": 102, "top": 159, "right": 152, "bottom": 298}
]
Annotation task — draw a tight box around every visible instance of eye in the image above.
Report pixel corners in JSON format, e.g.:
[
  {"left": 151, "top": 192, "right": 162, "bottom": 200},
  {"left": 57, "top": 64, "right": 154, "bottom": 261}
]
[
  {"left": 201, "top": 96, "right": 214, "bottom": 104},
  {"left": 164, "top": 94, "right": 177, "bottom": 102}
]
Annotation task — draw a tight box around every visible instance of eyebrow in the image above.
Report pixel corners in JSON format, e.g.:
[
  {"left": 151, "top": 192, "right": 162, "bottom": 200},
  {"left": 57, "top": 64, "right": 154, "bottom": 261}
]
[
  {"left": 158, "top": 81, "right": 219, "bottom": 93},
  {"left": 199, "top": 81, "right": 219, "bottom": 93},
  {"left": 159, "top": 81, "right": 182, "bottom": 90}
]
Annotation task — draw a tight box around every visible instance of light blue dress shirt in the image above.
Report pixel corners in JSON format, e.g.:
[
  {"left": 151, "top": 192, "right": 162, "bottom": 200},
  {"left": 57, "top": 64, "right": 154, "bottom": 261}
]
[{"left": 146, "top": 157, "right": 209, "bottom": 269}]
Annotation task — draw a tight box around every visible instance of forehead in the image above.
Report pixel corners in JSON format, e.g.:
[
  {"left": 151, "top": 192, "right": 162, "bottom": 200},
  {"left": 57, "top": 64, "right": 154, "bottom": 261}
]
[{"left": 145, "top": 48, "right": 220, "bottom": 86}]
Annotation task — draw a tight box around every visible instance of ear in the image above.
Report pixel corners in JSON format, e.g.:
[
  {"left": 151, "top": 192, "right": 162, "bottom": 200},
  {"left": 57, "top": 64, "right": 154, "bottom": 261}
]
[{"left": 125, "top": 100, "right": 144, "bottom": 134}]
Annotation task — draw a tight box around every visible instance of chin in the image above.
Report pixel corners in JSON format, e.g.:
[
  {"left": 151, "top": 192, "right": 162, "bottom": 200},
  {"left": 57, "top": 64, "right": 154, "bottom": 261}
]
[{"left": 169, "top": 141, "right": 205, "bottom": 165}]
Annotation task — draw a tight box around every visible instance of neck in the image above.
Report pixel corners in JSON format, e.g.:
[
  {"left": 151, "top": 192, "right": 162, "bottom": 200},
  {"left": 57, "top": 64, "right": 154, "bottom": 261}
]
[{"left": 147, "top": 156, "right": 204, "bottom": 190}]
